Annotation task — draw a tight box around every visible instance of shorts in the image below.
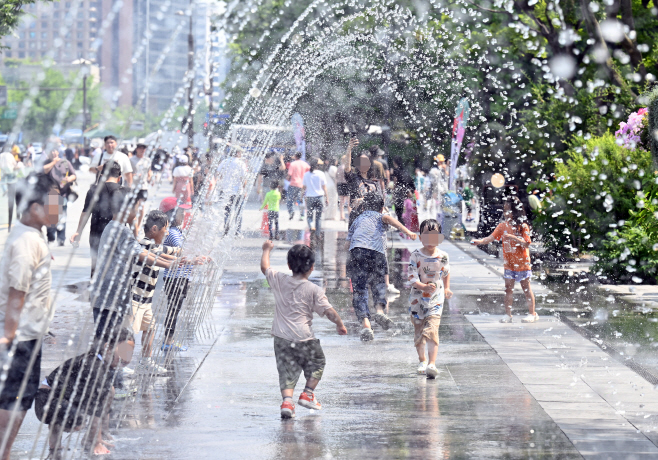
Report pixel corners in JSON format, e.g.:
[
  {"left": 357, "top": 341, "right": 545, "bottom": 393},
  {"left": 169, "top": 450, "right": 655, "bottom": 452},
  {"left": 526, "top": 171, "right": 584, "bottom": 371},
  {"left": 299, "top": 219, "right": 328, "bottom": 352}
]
[
  {"left": 337, "top": 183, "right": 350, "bottom": 196},
  {"left": 131, "top": 300, "right": 154, "bottom": 333},
  {"left": 503, "top": 270, "right": 532, "bottom": 282},
  {"left": 411, "top": 315, "right": 441, "bottom": 347},
  {"left": 34, "top": 388, "right": 85, "bottom": 431},
  {"left": 273, "top": 336, "right": 326, "bottom": 391},
  {"left": 0, "top": 339, "right": 42, "bottom": 411}
]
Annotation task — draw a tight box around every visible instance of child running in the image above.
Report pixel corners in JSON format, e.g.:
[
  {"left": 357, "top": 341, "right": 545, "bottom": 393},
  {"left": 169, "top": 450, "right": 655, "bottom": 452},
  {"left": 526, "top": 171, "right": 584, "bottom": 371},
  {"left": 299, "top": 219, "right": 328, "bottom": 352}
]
[
  {"left": 131, "top": 210, "right": 181, "bottom": 374},
  {"left": 408, "top": 219, "right": 452, "bottom": 379},
  {"left": 472, "top": 196, "right": 537, "bottom": 323},
  {"left": 260, "top": 241, "right": 347, "bottom": 419},
  {"left": 347, "top": 192, "right": 417, "bottom": 342},
  {"left": 260, "top": 180, "right": 282, "bottom": 240}
]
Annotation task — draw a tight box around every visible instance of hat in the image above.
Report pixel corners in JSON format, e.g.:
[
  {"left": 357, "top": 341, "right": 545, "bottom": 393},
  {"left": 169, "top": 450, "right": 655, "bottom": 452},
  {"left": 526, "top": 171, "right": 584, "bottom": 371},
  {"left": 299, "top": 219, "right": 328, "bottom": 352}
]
[
  {"left": 435, "top": 154, "right": 445, "bottom": 162},
  {"left": 136, "top": 143, "right": 147, "bottom": 149},
  {"left": 159, "top": 197, "right": 192, "bottom": 213},
  {"left": 177, "top": 154, "right": 189, "bottom": 164}
]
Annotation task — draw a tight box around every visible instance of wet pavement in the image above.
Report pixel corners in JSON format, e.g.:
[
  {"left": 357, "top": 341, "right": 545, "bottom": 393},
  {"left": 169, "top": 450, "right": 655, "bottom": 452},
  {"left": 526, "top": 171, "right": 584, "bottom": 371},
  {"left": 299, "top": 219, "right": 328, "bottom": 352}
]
[{"left": 4, "top": 183, "right": 658, "bottom": 458}]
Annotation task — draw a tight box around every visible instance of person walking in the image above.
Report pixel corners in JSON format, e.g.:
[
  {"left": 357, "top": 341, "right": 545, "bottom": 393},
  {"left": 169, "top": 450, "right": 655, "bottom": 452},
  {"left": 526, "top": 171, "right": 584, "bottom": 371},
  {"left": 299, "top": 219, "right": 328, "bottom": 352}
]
[
  {"left": 172, "top": 154, "right": 194, "bottom": 205},
  {"left": 0, "top": 150, "right": 21, "bottom": 231},
  {"left": 0, "top": 173, "right": 60, "bottom": 460},
  {"left": 216, "top": 148, "right": 249, "bottom": 235},
  {"left": 260, "top": 181, "right": 282, "bottom": 240},
  {"left": 89, "top": 136, "right": 133, "bottom": 187},
  {"left": 472, "top": 196, "right": 537, "bottom": 323},
  {"left": 70, "top": 161, "right": 122, "bottom": 276},
  {"left": 336, "top": 157, "right": 350, "bottom": 221},
  {"left": 302, "top": 158, "right": 328, "bottom": 233},
  {"left": 42, "top": 149, "right": 76, "bottom": 246},
  {"left": 286, "top": 152, "right": 310, "bottom": 221},
  {"left": 324, "top": 158, "right": 338, "bottom": 220}
]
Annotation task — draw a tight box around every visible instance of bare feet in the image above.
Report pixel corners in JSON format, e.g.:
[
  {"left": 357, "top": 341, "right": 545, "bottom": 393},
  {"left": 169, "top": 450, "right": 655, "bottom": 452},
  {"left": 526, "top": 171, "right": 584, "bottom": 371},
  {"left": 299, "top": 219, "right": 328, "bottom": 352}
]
[{"left": 93, "top": 442, "right": 111, "bottom": 455}]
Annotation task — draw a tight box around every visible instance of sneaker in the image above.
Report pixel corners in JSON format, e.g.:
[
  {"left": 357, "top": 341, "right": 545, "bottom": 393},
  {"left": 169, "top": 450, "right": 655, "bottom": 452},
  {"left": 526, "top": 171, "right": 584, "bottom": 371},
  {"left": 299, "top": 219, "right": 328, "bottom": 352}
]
[
  {"left": 137, "top": 358, "right": 167, "bottom": 375},
  {"left": 426, "top": 364, "right": 439, "bottom": 379},
  {"left": 417, "top": 361, "right": 428, "bottom": 374},
  {"left": 114, "top": 387, "right": 137, "bottom": 400},
  {"left": 298, "top": 392, "right": 322, "bottom": 410},
  {"left": 521, "top": 313, "right": 539, "bottom": 323},
  {"left": 360, "top": 327, "right": 374, "bottom": 342},
  {"left": 289, "top": 212, "right": 295, "bottom": 220},
  {"left": 499, "top": 315, "right": 513, "bottom": 323},
  {"left": 373, "top": 313, "right": 394, "bottom": 331},
  {"left": 280, "top": 400, "right": 295, "bottom": 419},
  {"left": 161, "top": 342, "right": 188, "bottom": 353},
  {"left": 387, "top": 284, "right": 400, "bottom": 294},
  {"left": 122, "top": 367, "right": 135, "bottom": 376},
  {"left": 299, "top": 215, "right": 304, "bottom": 221}
]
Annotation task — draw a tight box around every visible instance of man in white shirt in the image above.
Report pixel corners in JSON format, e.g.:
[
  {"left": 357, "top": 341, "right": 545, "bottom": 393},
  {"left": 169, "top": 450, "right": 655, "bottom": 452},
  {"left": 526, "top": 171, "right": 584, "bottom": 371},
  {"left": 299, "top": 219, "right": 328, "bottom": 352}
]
[
  {"left": 89, "top": 136, "right": 133, "bottom": 186},
  {"left": 216, "top": 147, "right": 249, "bottom": 235},
  {"left": 0, "top": 173, "right": 60, "bottom": 459}
]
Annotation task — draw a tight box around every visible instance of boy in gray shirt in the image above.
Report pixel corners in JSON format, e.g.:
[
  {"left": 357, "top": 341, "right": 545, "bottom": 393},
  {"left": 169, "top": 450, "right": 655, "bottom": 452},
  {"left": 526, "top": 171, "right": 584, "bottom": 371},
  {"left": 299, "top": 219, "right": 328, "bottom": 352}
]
[{"left": 260, "top": 241, "right": 347, "bottom": 419}]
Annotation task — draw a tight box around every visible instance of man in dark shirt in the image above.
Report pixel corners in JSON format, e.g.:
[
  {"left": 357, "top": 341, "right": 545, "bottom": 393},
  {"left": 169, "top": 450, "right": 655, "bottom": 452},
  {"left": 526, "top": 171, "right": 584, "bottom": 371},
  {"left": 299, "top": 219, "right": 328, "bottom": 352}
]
[{"left": 70, "top": 161, "right": 122, "bottom": 275}]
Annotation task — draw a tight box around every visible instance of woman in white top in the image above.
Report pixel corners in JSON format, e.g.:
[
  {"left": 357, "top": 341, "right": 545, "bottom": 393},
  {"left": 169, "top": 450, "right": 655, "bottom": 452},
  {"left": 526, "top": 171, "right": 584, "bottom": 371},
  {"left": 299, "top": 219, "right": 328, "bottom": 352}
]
[
  {"left": 172, "top": 155, "right": 194, "bottom": 205},
  {"left": 0, "top": 150, "right": 21, "bottom": 230},
  {"left": 302, "top": 158, "right": 329, "bottom": 232},
  {"left": 325, "top": 158, "right": 338, "bottom": 220}
]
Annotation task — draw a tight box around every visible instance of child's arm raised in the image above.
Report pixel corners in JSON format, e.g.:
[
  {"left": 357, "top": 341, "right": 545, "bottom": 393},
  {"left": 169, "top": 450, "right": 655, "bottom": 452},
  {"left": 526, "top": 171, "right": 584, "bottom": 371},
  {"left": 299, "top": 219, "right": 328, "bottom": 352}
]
[
  {"left": 324, "top": 307, "right": 348, "bottom": 335},
  {"left": 382, "top": 214, "right": 417, "bottom": 240},
  {"left": 261, "top": 240, "right": 274, "bottom": 275}
]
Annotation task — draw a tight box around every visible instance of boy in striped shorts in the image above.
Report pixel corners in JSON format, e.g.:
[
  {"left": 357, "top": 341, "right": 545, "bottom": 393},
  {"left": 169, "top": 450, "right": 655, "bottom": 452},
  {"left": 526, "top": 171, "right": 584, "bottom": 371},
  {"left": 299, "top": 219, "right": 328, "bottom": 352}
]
[{"left": 131, "top": 210, "right": 181, "bottom": 374}]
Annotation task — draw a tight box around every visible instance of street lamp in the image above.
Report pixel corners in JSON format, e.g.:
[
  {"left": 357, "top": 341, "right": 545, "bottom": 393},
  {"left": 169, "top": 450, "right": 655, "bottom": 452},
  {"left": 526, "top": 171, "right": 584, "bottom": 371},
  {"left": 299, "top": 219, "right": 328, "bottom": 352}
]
[{"left": 74, "top": 59, "right": 92, "bottom": 151}]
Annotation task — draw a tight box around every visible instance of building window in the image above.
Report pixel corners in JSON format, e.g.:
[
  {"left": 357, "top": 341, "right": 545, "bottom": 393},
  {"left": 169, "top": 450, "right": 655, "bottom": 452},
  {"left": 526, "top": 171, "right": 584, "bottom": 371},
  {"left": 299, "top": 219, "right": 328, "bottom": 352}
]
[
  {"left": 19, "top": 51, "right": 25, "bottom": 58},
  {"left": 77, "top": 12, "right": 83, "bottom": 19},
  {"left": 29, "top": 31, "right": 36, "bottom": 38},
  {"left": 5, "top": 52, "right": 11, "bottom": 58},
  {"left": 65, "top": 42, "right": 71, "bottom": 48},
  {"left": 18, "top": 42, "right": 25, "bottom": 48},
  {"left": 19, "top": 31, "right": 25, "bottom": 39},
  {"left": 41, "top": 32, "right": 47, "bottom": 38},
  {"left": 41, "top": 21, "right": 47, "bottom": 28},
  {"left": 77, "top": 31, "right": 83, "bottom": 38},
  {"left": 65, "top": 2, "right": 71, "bottom": 7},
  {"left": 29, "top": 42, "right": 36, "bottom": 48},
  {"left": 53, "top": 12, "right": 59, "bottom": 19},
  {"left": 77, "top": 41, "right": 83, "bottom": 48},
  {"left": 53, "top": 31, "right": 59, "bottom": 38},
  {"left": 29, "top": 52, "right": 35, "bottom": 58},
  {"left": 77, "top": 21, "right": 83, "bottom": 28},
  {"left": 29, "top": 22, "right": 36, "bottom": 28}
]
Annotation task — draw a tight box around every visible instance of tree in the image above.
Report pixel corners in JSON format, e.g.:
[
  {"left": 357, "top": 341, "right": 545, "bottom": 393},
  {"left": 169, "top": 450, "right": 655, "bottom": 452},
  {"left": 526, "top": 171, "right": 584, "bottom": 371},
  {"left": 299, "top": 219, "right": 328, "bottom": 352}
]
[{"left": 0, "top": 0, "right": 55, "bottom": 39}]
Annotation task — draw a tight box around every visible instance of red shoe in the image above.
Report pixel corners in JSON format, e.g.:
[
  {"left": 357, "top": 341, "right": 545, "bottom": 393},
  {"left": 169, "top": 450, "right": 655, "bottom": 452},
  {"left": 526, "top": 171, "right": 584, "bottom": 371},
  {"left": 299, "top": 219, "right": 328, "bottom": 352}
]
[
  {"left": 280, "top": 400, "right": 295, "bottom": 419},
  {"left": 298, "top": 392, "right": 322, "bottom": 410}
]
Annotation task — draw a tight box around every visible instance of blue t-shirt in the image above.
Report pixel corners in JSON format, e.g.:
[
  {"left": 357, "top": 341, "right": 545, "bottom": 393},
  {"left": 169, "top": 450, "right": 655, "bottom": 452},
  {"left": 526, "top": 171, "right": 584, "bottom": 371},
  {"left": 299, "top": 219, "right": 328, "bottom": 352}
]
[{"left": 347, "top": 210, "right": 386, "bottom": 255}]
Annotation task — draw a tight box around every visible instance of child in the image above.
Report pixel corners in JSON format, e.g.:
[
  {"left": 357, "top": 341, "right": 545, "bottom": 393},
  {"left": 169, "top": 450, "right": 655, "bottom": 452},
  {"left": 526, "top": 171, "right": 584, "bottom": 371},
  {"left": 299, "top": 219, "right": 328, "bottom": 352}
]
[
  {"left": 35, "top": 328, "right": 135, "bottom": 458},
  {"left": 160, "top": 197, "right": 208, "bottom": 352},
  {"left": 131, "top": 210, "right": 182, "bottom": 374},
  {"left": 472, "top": 196, "right": 536, "bottom": 323},
  {"left": 260, "top": 180, "right": 282, "bottom": 240},
  {"left": 92, "top": 189, "right": 174, "bottom": 343},
  {"left": 260, "top": 241, "right": 347, "bottom": 419},
  {"left": 347, "top": 192, "right": 416, "bottom": 342},
  {"left": 402, "top": 190, "right": 419, "bottom": 235},
  {"left": 408, "top": 219, "right": 452, "bottom": 379}
]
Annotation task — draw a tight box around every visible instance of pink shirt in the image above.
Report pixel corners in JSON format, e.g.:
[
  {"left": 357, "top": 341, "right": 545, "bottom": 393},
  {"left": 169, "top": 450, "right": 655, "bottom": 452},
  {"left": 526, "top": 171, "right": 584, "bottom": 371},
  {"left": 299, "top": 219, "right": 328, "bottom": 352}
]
[
  {"left": 265, "top": 268, "right": 333, "bottom": 342},
  {"left": 288, "top": 159, "right": 310, "bottom": 188}
]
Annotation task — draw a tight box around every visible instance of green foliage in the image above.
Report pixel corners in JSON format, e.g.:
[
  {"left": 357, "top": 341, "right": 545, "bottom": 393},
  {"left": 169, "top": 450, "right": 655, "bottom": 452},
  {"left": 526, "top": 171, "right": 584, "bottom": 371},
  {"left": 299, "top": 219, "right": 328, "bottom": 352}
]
[
  {"left": 0, "top": 0, "right": 55, "bottom": 38},
  {"left": 0, "top": 64, "right": 103, "bottom": 141},
  {"left": 593, "top": 174, "right": 658, "bottom": 284},
  {"left": 532, "top": 133, "right": 652, "bottom": 257}
]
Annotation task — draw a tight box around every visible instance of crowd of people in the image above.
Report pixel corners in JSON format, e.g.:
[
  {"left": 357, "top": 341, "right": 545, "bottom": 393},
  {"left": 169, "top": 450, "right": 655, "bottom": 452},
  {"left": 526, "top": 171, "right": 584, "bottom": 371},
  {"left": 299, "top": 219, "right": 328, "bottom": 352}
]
[{"left": 0, "top": 132, "right": 538, "bottom": 453}]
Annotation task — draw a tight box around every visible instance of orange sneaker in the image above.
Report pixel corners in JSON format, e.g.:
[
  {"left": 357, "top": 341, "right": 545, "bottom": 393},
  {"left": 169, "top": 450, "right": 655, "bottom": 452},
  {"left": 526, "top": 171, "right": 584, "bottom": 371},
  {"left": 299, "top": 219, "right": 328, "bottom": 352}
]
[
  {"left": 280, "top": 400, "right": 295, "bottom": 419},
  {"left": 298, "top": 392, "right": 322, "bottom": 410}
]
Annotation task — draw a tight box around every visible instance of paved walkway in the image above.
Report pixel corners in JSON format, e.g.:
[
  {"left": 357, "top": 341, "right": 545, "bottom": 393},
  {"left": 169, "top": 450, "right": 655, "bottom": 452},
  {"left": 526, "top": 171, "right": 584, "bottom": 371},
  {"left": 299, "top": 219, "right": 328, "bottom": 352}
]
[{"left": 5, "top": 182, "right": 658, "bottom": 458}]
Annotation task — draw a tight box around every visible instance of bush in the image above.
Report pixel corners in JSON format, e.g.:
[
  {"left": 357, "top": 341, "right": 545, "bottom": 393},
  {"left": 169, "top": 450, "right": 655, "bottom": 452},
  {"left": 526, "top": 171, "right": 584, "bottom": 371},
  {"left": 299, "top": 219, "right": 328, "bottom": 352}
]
[
  {"left": 593, "top": 174, "right": 658, "bottom": 284},
  {"left": 532, "top": 133, "right": 653, "bottom": 258}
]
